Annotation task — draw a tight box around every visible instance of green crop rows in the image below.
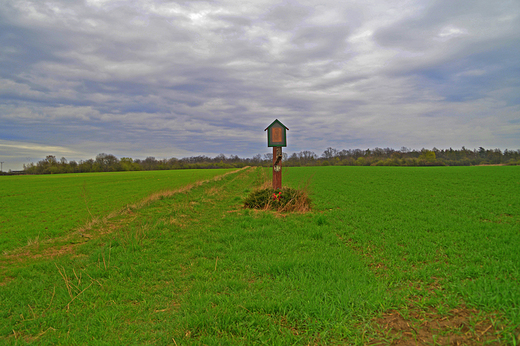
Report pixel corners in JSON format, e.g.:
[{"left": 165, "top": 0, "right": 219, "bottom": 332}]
[
  {"left": 285, "top": 167, "right": 520, "bottom": 319},
  {"left": 0, "top": 169, "right": 233, "bottom": 253},
  {"left": 1, "top": 166, "right": 519, "bottom": 345}
]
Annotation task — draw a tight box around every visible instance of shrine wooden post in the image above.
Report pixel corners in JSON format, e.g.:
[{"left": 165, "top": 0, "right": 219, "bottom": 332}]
[{"left": 265, "top": 119, "right": 288, "bottom": 190}]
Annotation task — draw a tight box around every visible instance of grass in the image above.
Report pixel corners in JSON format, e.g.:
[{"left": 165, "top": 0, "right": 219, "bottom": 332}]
[
  {"left": 1, "top": 166, "right": 519, "bottom": 345},
  {"left": 0, "top": 169, "right": 234, "bottom": 253}
]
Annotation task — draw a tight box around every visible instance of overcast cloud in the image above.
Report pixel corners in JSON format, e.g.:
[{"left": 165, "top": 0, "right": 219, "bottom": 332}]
[{"left": 1, "top": 0, "right": 519, "bottom": 170}]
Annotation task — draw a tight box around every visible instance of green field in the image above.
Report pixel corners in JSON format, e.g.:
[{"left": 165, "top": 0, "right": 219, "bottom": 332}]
[
  {"left": 0, "top": 169, "right": 234, "bottom": 253},
  {"left": 1, "top": 166, "right": 519, "bottom": 345}
]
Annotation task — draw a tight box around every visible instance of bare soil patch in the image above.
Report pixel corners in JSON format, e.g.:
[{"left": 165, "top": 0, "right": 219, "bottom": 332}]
[{"left": 370, "top": 306, "right": 505, "bottom": 345}]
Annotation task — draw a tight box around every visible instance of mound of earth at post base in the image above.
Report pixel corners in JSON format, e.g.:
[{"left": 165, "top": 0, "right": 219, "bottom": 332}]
[{"left": 243, "top": 187, "right": 311, "bottom": 212}]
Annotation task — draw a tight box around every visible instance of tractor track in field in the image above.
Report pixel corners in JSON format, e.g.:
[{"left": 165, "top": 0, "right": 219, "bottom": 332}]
[{"left": 0, "top": 167, "right": 252, "bottom": 282}]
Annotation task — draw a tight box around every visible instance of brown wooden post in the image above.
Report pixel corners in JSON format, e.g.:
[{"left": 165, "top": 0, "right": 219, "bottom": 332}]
[
  {"left": 272, "top": 146, "right": 282, "bottom": 190},
  {"left": 265, "top": 119, "right": 288, "bottom": 190}
]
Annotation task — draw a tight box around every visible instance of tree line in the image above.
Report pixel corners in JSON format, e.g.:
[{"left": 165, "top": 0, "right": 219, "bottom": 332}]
[
  {"left": 291, "top": 146, "right": 520, "bottom": 167},
  {"left": 19, "top": 146, "right": 520, "bottom": 174}
]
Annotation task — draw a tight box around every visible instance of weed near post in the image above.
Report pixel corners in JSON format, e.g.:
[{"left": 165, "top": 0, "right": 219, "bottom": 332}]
[{"left": 243, "top": 187, "right": 311, "bottom": 212}]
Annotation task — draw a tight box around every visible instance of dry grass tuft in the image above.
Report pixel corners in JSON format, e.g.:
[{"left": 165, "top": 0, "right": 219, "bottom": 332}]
[
  {"left": 244, "top": 167, "right": 312, "bottom": 213},
  {"left": 243, "top": 187, "right": 311, "bottom": 212}
]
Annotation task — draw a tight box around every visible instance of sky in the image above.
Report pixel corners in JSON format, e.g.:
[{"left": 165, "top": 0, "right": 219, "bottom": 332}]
[{"left": 1, "top": 0, "right": 519, "bottom": 171}]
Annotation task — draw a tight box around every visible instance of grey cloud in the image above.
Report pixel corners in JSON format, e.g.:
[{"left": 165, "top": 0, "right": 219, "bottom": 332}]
[
  {"left": 374, "top": 0, "right": 520, "bottom": 51},
  {"left": 0, "top": 0, "right": 519, "bottom": 171},
  {"left": 264, "top": 3, "right": 312, "bottom": 31},
  {"left": 284, "top": 24, "right": 350, "bottom": 63},
  {"left": 370, "top": 0, "right": 520, "bottom": 111}
]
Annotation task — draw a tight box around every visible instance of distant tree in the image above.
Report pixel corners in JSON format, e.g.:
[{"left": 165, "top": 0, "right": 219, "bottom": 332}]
[
  {"left": 372, "top": 147, "right": 385, "bottom": 157},
  {"left": 288, "top": 153, "right": 299, "bottom": 166},
  {"left": 322, "top": 147, "right": 338, "bottom": 160},
  {"left": 418, "top": 149, "right": 436, "bottom": 162},
  {"left": 337, "top": 149, "right": 349, "bottom": 160},
  {"left": 46, "top": 155, "right": 57, "bottom": 165},
  {"left": 96, "top": 153, "right": 119, "bottom": 171},
  {"left": 120, "top": 157, "right": 139, "bottom": 171},
  {"left": 351, "top": 149, "right": 364, "bottom": 159},
  {"left": 299, "top": 151, "right": 317, "bottom": 165},
  {"left": 79, "top": 159, "right": 94, "bottom": 172},
  {"left": 142, "top": 157, "right": 158, "bottom": 170},
  {"left": 168, "top": 157, "right": 179, "bottom": 169},
  {"left": 215, "top": 154, "right": 226, "bottom": 162},
  {"left": 252, "top": 154, "right": 262, "bottom": 165},
  {"left": 356, "top": 157, "right": 366, "bottom": 166},
  {"left": 228, "top": 155, "right": 241, "bottom": 163}
]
